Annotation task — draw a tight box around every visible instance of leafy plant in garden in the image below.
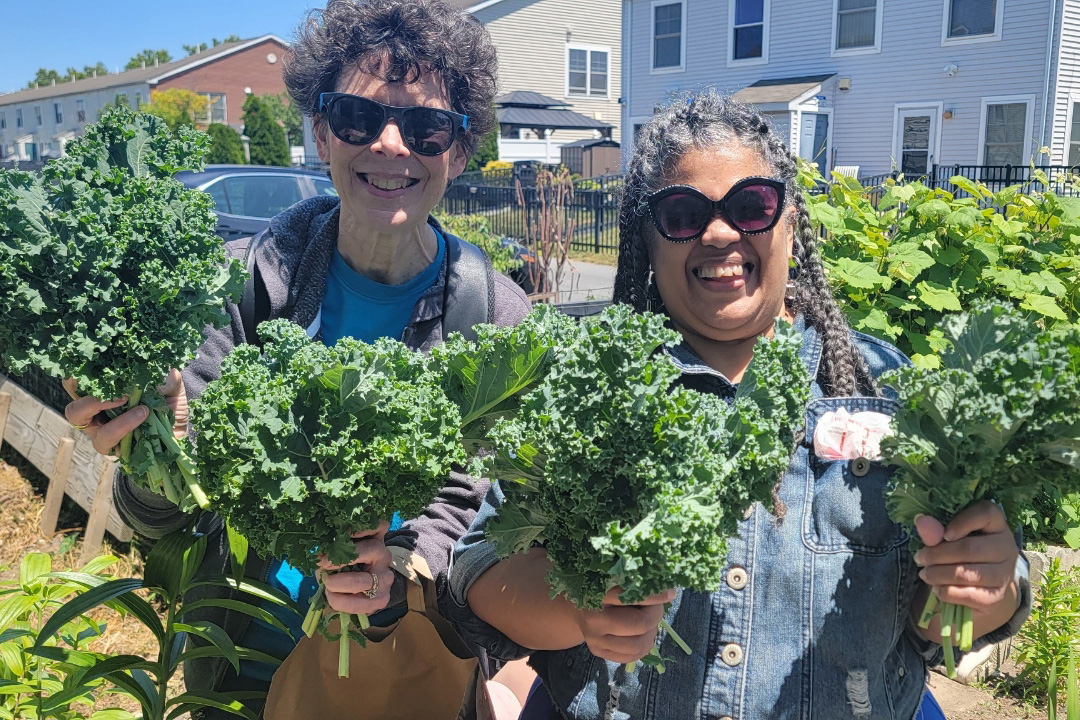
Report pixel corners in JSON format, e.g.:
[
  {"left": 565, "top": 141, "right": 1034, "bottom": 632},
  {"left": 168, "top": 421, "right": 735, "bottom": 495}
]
[
  {"left": 464, "top": 305, "right": 809, "bottom": 669},
  {"left": 0, "top": 553, "right": 129, "bottom": 720},
  {"left": 1014, "top": 558, "right": 1080, "bottom": 720},
  {"left": 29, "top": 529, "right": 297, "bottom": 720},
  {"left": 801, "top": 162, "right": 1080, "bottom": 368},
  {"left": 879, "top": 301, "right": 1080, "bottom": 677},
  {"left": 192, "top": 319, "right": 465, "bottom": 676},
  {"left": 431, "top": 211, "right": 523, "bottom": 276},
  {"left": 0, "top": 106, "right": 246, "bottom": 510}
]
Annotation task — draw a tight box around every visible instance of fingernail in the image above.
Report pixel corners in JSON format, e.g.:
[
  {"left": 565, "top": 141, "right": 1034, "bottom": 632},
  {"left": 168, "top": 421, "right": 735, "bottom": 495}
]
[
  {"left": 913, "top": 551, "right": 925, "bottom": 566},
  {"left": 137, "top": 406, "right": 149, "bottom": 420},
  {"left": 914, "top": 514, "right": 926, "bottom": 523},
  {"left": 918, "top": 569, "right": 927, "bottom": 583}
]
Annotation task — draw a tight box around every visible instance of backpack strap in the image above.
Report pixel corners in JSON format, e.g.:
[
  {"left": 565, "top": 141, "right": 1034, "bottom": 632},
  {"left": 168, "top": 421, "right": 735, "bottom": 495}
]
[
  {"left": 239, "top": 228, "right": 271, "bottom": 346},
  {"left": 442, "top": 234, "right": 495, "bottom": 342}
]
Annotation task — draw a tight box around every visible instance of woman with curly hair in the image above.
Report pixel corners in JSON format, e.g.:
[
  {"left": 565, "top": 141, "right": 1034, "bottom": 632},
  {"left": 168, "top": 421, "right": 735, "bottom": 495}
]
[
  {"left": 449, "top": 90, "right": 1030, "bottom": 719},
  {"left": 64, "top": 1, "right": 530, "bottom": 717}
]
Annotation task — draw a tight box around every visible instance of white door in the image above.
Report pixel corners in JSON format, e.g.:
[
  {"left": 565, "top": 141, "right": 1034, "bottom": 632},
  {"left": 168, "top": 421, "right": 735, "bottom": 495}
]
[
  {"left": 798, "top": 113, "right": 830, "bottom": 176},
  {"left": 896, "top": 109, "right": 938, "bottom": 178}
]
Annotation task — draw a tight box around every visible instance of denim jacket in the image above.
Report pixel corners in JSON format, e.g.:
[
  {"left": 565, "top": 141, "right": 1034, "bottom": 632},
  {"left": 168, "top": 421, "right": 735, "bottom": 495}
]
[{"left": 447, "top": 321, "right": 1031, "bottom": 720}]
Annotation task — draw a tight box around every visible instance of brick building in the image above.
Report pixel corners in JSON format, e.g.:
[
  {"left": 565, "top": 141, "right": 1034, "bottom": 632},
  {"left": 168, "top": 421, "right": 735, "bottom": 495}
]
[{"left": 0, "top": 35, "right": 288, "bottom": 163}]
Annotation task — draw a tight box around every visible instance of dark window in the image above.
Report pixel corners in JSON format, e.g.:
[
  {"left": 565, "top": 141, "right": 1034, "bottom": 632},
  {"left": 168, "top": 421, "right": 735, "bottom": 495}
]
[
  {"left": 983, "top": 103, "right": 1026, "bottom": 166},
  {"left": 216, "top": 175, "right": 303, "bottom": 218},
  {"left": 733, "top": 0, "right": 765, "bottom": 60},
  {"left": 1069, "top": 102, "right": 1080, "bottom": 166},
  {"left": 568, "top": 48, "right": 608, "bottom": 96},
  {"left": 54, "top": 102, "right": 63, "bottom": 124},
  {"left": 948, "top": 0, "right": 996, "bottom": 38},
  {"left": 313, "top": 178, "right": 339, "bottom": 197},
  {"left": 653, "top": 3, "right": 682, "bottom": 69}
]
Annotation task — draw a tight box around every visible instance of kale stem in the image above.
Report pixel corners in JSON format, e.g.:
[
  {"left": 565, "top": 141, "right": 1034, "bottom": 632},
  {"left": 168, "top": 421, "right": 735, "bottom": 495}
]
[
  {"left": 918, "top": 590, "right": 938, "bottom": 629},
  {"left": 940, "top": 601, "right": 957, "bottom": 678},
  {"left": 146, "top": 409, "right": 208, "bottom": 508},
  {"left": 625, "top": 661, "right": 636, "bottom": 673},
  {"left": 659, "top": 618, "right": 691, "bottom": 656},
  {"left": 959, "top": 604, "right": 974, "bottom": 651},
  {"left": 301, "top": 585, "right": 325, "bottom": 638},
  {"left": 337, "top": 612, "right": 351, "bottom": 678},
  {"left": 119, "top": 386, "right": 143, "bottom": 463}
]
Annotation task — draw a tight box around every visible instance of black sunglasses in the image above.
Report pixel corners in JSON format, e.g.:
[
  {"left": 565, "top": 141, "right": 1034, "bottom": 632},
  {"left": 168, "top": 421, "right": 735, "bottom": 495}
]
[
  {"left": 318, "top": 92, "right": 468, "bottom": 156},
  {"left": 646, "top": 177, "right": 787, "bottom": 242}
]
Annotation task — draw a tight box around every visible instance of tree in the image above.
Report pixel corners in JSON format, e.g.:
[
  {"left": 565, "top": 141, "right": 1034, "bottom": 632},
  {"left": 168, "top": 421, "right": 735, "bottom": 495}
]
[
  {"left": 26, "top": 62, "right": 109, "bottom": 89},
  {"left": 183, "top": 35, "right": 242, "bottom": 55},
  {"left": 141, "top": 88, "right": 209, "bottom": 131},
  {"left": 261, "top": 93, "right": 303, "bottom": 146},
  {"left": 206, "top": 123, "right": 246, "bottom": 164},
  {"left": 126, "top": 49, "right": 172, "bottom": 70},
  {"left": 465, "top": 130, "right": 499, "bottom": 172},
  {"left": 243, "top": 94, "right": 290, "bottom": 166},
  {"left": 26, "top": 68, "right": 62, "bottom": 89}
]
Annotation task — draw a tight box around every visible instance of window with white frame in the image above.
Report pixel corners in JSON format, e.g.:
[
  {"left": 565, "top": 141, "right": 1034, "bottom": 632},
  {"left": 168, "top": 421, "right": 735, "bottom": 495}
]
[
  {"left": 732, "top": 0, "right": 766, "bottom": 61},
  {"left": 16, "top": 109, "right": 23, "bottom": 128},
  {"left": 199, "top": 93, "right": 227, "bottom": 125},
  {"left": 1070, "top": 102, "right": 1080, "bottom": 166},
  {"left": 33, "top": 106, "right": 42, "bottom": 126},
  {"left": 652, "top": 1, "right": 684, "bottom": 70},
  {"left": 76, "top": 99, "right": 86, "bottom": 123},
  {"left": 836, "top": 0, "right": 878, "bottom": 50},
  {"left": 982, "top": 101, "right": 1027, "bottom": 165},
  {"left": 568, "top": 47, "right": 609, "bottom": 97},
  {"left": 53, "top": 102, "right": 62, "bottom": 125},
  {"left": 946, "top": 0, "right": 997, "bottom": 39},
  {"left": 0, "top": 111, "right": 5, "bottom": 130}
]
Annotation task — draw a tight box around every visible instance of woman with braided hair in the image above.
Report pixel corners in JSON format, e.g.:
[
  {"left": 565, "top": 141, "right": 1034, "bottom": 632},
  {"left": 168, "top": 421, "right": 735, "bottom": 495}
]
[{"left": 448, "top": 89, "right": 1030, "bottom": 719}]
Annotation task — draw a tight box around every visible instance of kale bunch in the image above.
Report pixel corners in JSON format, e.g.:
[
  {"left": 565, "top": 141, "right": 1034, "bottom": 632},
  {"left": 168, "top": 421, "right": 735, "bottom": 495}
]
[
  {"left": 476, "top": 304, "right": 810, "bottom": 609},
  {"left": 0, "top": 106, "right": 244, "bottom": 508},
  {"left": 880, "top": 300, "right": 1080, "bottom": 671},
  {"left": 192, "top": 319, "right": 466, "bottom": 572}
]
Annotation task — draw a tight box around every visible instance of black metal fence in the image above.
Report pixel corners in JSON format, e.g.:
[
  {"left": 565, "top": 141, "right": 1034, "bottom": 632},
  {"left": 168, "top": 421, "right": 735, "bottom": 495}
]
[
  {"left": 854, "top": 164, "right": 1080, "bottom": 199},
  {"left": 439, "top": 176, "right": 623, "bottom": 253}
]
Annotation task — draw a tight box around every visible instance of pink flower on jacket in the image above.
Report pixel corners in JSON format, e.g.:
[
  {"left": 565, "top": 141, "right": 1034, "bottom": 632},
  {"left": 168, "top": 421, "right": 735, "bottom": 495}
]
[{"left": 813, "top": 408, "right": 892, "bottom": 461}]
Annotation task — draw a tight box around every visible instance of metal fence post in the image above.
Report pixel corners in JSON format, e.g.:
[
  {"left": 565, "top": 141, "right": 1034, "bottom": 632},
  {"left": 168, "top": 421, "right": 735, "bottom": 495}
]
[{"left": 930, "top": 164, "right": 938, "bottom": 190}]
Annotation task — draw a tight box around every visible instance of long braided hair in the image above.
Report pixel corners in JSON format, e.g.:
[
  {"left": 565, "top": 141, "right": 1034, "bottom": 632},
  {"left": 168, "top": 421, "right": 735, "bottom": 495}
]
[{"left": 613, "top": 90, "right": 876, "bottom": 397}]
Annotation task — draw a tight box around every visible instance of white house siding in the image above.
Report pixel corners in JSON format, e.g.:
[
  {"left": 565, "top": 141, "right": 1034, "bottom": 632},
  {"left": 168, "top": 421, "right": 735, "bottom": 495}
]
[
  {"left": 0, "top": 83, "right": 150, "bottom": 161},
  {"left": 473, "top": 0, "right": 623, "bottom": 143},
  {"left": 1050, "top": 0, "right": 1079, "bottom": 166},
  {"left": 623, "top": 0, "right": 1055, "bottom": 177}
]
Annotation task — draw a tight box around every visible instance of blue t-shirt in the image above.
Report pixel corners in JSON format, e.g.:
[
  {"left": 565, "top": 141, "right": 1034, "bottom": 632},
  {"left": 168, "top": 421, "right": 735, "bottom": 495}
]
[{"left": 237, "top": 231, "right": 445, "bottom": 682}]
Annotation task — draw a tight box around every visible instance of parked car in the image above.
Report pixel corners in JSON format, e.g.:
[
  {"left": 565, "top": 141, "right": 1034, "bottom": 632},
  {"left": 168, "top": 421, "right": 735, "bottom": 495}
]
[{"left": 176, "top": 165, "right": 336, "bottom": 242}]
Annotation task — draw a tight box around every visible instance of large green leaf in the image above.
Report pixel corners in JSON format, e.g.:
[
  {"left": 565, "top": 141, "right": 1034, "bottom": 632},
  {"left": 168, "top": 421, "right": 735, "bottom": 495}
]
[
  {"left": 830, "top": 257, "right": 886, "bottom": 290},
  {"left": 1022, "top": 293, "right": 1068, "bottom": 321},
  {"left": 30, "top": 579, "right": 143, "bottom": 653},
  {"left": 915, "top": 281, "right": 962, "bottom": 312},
  {"left": 175, "top": 598, "right": 294, "bottom": 635},
  {"left": 18, "top": 553, "right": 51, "bottom": 592},
  {"left": 173, "top": 621, "right": 240, "bottom": 673},
  {"left": 226, "top": 523, "right": 249, "bottom": 585},
  {"left": 165, "top": 689, "right": 260, "bottom": 720},
  {"left": 187, "top": 576, "right": 301, "bottom": 615},
  {"left": 143, "top": 529, "right": 204, "bottom": 602},
  {"left": 0, "top": 595, "right": 39, "bottom": 631},
  {"left": 43, "top": 573, "right": 163, "bottom": 643}
]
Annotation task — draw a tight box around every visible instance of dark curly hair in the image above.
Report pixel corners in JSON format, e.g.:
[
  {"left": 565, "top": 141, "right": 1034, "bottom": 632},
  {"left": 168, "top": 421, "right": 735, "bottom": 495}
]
[
  {"left": 613, "top": 89, "right": 876, "bottom": 397},
  {"left": 283, "top": 0, "right": 498, "bottom": 156}
]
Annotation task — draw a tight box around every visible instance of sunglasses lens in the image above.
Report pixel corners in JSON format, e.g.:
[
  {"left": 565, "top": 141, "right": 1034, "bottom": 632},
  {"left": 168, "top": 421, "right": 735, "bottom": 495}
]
[
  {"left": 402, "top": 107, "right": 456, "bottom": 155},
  {"left": 328, "top": 96, "right": 384, "bottom": 145},
  {"left": 726, "top": 184, "right": 780, "bottom": 232},
  {"left": 654, "top": 192, "right": 711, "bottom": 240}
]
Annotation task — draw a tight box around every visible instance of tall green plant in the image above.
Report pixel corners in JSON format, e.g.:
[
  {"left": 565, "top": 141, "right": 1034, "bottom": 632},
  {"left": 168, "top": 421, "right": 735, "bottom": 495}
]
[
  {"left": 432, "top": 211, "right": 522, "bottom": 276},
  {"left": 205, "top": 124, "right": 245, "bottom": 165},
  {"left": 1014, "top": 558, "right": 1080, "bottom": 717},
  {"left": 0, "top": 553, "right": 129, "bottom": 719},
  {"left": 802, "top": 162, "right": 1080, "bottom": 368},
  {"left": 242, "top": 95, "right": 289, "bottom": 167},
  {"left": 28, "top": 529, "right": 299, "bottom": 720}
]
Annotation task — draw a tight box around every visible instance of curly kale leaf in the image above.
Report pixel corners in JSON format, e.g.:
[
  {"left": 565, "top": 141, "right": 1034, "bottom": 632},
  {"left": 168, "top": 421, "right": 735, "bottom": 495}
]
[
  {"left": 483, "top": 306, "right": 809, "bottom": 608},
  {"left": 193, "top": 320, "right": 465, "bottom": 571},
  {"left": 881, "top": 301, "right": 1080, "bottom": 535}
]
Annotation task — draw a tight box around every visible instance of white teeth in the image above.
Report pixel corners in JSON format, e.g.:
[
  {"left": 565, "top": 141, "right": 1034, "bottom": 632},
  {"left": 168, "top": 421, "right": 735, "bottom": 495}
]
[
  {"left": 697, "top": 264, "right": 746, "bottom": 279},
  {"left": 365, "top": 175, "right": 413, "bottom": 191}
]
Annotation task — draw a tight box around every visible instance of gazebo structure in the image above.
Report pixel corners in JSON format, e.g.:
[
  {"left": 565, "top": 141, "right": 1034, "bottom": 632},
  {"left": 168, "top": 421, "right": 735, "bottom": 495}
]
[{"left": 495, "top": 91, "right": 613, "bottom": 164}]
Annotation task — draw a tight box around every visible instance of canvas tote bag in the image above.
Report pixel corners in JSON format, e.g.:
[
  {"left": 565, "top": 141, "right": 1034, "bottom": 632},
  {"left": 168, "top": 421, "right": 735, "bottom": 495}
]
[{"left": 264, "top": 547, "right": 494, "bottom": 720}]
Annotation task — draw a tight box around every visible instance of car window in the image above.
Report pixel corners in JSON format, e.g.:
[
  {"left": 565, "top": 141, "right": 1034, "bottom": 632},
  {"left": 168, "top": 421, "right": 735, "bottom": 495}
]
[
  {"left": 313, "top": 178, "right": 339, "bottom": 197},
  {"left": 220, "top": 175, "right": 303, "bottom": 218},
  {"left": 202, "top": 181, "right": 230, "bottom": 214}
]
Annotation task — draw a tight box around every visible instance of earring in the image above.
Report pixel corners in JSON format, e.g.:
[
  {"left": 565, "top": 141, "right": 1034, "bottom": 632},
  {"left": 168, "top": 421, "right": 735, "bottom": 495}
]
[{"left": 786, "top": 258, "right": 801, "bottom": 302}]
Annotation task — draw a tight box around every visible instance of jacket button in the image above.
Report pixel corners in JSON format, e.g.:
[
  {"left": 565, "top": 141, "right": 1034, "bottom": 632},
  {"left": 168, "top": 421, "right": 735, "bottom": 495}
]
[
  {"left": 726, "top": 567, "right": 748, "bottom": 590},
  {"left": 720, "top": 716, "right": 734, "bottom": 720},
  {"left": 721, "top": 643, "right": 743, "bottom": 667},
  {"left": 851, "top": 457, "right": 872, "bottom": 477},
  {"left": 898, "top": 666, "right": 906, "bottom": 677}
]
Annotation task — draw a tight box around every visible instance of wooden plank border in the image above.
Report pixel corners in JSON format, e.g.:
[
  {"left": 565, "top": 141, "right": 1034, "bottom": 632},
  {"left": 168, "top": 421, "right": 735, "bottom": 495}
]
[{"left": 0, "top": 372, "right": 132, "bottom": 547}]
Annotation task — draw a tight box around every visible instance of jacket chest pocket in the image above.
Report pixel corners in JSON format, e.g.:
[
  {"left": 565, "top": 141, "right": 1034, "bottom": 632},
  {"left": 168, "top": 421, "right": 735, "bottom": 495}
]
[{"left": 800, "top": 397, "right": 908, "bottom": 555}]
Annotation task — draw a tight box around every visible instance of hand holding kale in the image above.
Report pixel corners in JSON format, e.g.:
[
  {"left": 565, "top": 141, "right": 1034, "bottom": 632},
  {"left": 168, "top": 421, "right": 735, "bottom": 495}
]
[
  {"left": 880, "top": 300, "right": 1080, "bottom": 676},
  {"left": 0, "top": 106, "right": 245, "bottom": 509}
]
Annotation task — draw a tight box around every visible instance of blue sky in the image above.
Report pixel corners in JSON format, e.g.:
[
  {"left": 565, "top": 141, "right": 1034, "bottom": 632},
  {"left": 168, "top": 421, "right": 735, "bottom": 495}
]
[{"left": 0, "top": 1, "right": 324, "bottom": 95}]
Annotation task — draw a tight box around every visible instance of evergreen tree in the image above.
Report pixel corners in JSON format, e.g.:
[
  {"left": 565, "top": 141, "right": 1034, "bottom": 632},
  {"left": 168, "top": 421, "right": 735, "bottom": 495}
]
[
  {"left": 242, "top": 95, "right": 289, "bottom": 166},
  {"left": 465, "top": 130, "right": 499, "bottom": 172},
  {"left": 206, "top": 123, "right": 246, "bottom": 164}
]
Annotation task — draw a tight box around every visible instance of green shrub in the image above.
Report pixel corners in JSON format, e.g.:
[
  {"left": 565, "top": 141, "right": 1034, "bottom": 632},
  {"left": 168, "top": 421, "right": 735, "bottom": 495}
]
[
  {"left": 205, "top": 123, "right": 245, "bottom": 165},
  {"left": 433, "top": 210, "right": 522, "bottom": 276},
  {"left": 802, "top": 162, "right": 1080, "bottom": 368},
  {"left": 464, "top": 130, "right": 498, "bottom": 173},
  {"left": 1014, "top": 558, "right": 1080, "bottom": 715},
  {"left": 242, "top": 95, "right": 289, "bottom": 167}
]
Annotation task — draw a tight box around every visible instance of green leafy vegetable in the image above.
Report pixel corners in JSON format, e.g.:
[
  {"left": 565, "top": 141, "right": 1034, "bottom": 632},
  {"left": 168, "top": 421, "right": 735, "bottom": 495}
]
[
  {"left": 0, "top": 106, "right": 245, "bottom": 510},
  {"left": 469, "top": 305, "right": 809, "bottom": 668},
  {"left": 192, "top": 319, "right": 466, "bottom": 676},
  {"left": 880, "top": 301, "right": 1080, "bottom": 675}
]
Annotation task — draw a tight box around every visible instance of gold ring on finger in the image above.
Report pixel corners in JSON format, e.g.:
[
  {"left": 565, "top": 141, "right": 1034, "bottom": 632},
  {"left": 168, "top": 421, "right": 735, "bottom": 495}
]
[{"left": 364, "top": 571, "right": 379, "bottom": 600}]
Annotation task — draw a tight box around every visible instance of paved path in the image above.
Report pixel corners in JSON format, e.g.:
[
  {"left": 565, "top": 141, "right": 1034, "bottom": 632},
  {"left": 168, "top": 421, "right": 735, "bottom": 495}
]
[{"left": 550, "top": 259, "right": 616, "bottom": 304}]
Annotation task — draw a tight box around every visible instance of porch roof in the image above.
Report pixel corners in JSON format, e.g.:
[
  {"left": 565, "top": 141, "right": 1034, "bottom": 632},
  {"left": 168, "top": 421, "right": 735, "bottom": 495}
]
[
  {"left": 497, "top": 106, "right": 613, "bottom": 131},
  {"left": 733, "top": 74, "right": 835, "bottom": 111}
]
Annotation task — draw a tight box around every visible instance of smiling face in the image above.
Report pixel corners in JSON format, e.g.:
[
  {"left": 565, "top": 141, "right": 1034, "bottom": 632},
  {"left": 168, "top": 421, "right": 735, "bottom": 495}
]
[
  {"left": 649, "top": 143, "right": 795, "bottom": 347},
  {"left": 314, "top": 63, "right": 468, "bottom": 237}
]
